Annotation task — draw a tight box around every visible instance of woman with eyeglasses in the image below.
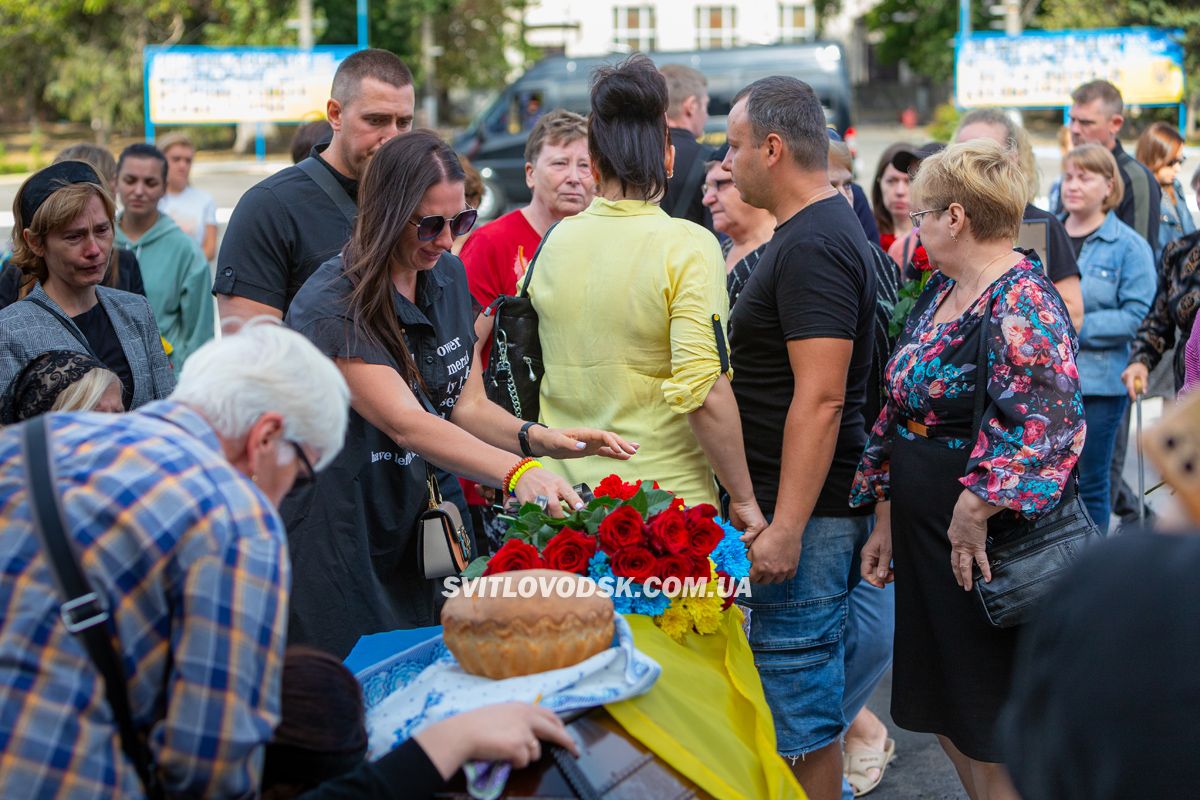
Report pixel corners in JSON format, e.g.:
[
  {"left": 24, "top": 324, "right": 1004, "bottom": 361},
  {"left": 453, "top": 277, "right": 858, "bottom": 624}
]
[
  {"left": 852, "top": 141, "right": 1084, "bottom": 799},
  {"left": 527, "top": 55, "right": 765, "bottom": 533},
  {"left": 282, "top": 131, "right": 636, "bottom": 657},
  {"left": 1136, "top": 121, "right": 1194, "bottom": 262},
  {"left": 701, "top": 143, "right": 775, "bottom": 309}
]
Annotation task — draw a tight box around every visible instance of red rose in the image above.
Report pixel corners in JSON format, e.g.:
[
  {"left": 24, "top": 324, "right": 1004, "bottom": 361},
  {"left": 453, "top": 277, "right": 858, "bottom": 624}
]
[
  {"left": 654, "top": 554, "right": 692, "bottom": 581},
  {"left": 647, "top": 508, "right": 689, "bottom": 555},
  {"left": 598, "top": 505, "right": 649, "bottom": 553},
  {"left": 686, "top": 555, "right": 712, "bottom": 580},
  {"left": 686, "top": 518, "right": 725, "bottom": 559},
  {"left": 540, "top": 527, "right": 597, "bottom": 574},
  {"left": 595, "top": 474, "right": 639, "bottom": 501},
  {"left": 686, "top": 504, "right": 719, "bottom": 523},
  {"left": 610, "top": 546, "right": 657, "bottom": 583},
  {"left": 483, "top": 539, "right": 544, "bottom": 576}
]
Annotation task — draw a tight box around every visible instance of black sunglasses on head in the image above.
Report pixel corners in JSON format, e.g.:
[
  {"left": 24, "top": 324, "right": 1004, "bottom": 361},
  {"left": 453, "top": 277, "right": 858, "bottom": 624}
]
[{"left": 409, "top": 208, "right": 478, "bottom": 242}]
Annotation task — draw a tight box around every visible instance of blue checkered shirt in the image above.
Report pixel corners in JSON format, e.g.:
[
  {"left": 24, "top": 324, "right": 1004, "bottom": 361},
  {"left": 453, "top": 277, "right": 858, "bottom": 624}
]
[{"left": 0, "top": 401, "right": 290, "bottom": 798}]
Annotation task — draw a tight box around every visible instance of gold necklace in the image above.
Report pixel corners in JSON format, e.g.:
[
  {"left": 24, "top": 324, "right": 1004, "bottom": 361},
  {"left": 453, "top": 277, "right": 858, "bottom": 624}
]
[{"left": 948, "top": 251, "right": 1013, "bottom": 313}]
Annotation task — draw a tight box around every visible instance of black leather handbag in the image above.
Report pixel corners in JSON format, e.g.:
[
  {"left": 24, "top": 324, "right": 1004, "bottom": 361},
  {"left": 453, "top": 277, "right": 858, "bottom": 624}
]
[
  {"left": 481, "top": 223, "right": 558, "bottom": 421},
  {"left": 966, "top": 299, "right": 1103, "bottom": 629}
]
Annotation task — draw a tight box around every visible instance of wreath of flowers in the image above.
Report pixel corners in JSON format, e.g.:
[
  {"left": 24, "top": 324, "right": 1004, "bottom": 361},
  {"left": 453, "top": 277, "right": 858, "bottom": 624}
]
[{"left": 462, "top": 474, "right": 751, "bottom": 642}]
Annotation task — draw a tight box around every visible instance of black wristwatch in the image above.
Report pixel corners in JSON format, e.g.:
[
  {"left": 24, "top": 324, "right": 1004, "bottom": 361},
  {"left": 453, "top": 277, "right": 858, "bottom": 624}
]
[{"left": 518, "top": 421, "right": 548, "bottom": 457}]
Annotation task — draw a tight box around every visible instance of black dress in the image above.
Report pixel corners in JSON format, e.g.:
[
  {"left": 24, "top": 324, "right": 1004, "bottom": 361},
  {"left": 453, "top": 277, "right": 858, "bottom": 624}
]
[{"left": 852, "top": 264, "right": 1086, "bottom": 762}]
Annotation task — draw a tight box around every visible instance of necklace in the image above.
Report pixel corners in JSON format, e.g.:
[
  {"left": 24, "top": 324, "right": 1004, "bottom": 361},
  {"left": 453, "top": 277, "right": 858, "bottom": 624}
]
[{"left": 944, "top": 250, "right": 1014, "bottom": 318}]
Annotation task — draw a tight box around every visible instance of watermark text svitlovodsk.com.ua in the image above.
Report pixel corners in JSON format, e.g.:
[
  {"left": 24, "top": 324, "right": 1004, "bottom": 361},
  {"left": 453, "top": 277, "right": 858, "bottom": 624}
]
[{"left": 442, "top": 574, "right": 753, "bottom": 600}]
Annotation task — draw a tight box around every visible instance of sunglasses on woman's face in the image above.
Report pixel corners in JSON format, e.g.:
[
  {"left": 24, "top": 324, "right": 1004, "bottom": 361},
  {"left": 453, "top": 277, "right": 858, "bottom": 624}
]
[{"left": 409, "top": 208, "right": 479, "bottom": 242}]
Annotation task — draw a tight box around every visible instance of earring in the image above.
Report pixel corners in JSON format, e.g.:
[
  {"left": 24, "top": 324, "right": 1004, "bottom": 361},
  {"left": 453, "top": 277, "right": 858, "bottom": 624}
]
[
  {"left": 251, "top": 473, "right": 258, "bottom": 484},
  {"left": 667, "top": 170, "right": 675, "bottom": 179}
]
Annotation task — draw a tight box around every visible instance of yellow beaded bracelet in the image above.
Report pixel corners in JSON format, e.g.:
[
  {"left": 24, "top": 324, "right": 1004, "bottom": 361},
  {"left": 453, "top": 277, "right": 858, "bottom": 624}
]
[{"left": 507, "top": 459, "right": 542, "bottom": 494}]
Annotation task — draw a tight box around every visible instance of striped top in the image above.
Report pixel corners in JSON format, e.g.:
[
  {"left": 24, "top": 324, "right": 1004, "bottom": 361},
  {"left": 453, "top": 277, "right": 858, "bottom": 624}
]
[{"left": 0, "top": 401, "right": 289, "bottom": 798}]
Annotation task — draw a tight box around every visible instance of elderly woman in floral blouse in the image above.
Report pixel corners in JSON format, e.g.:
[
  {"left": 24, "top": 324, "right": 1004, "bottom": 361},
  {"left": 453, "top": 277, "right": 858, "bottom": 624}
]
[{"left": 851, "top": 140, "right": 1085, "bottom": 800}]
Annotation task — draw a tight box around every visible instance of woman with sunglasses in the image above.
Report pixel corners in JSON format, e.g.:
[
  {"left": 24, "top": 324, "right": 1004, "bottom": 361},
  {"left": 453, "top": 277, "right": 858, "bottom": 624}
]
[
  {"left": 1135, "top": 121, "right": 1194, "bottom": 263},
  {"left": 527, "top": 55, "right": 765, "bottom": 534},
  {"left": 282, "top": 130, "right": 636, "bottom": 657}
]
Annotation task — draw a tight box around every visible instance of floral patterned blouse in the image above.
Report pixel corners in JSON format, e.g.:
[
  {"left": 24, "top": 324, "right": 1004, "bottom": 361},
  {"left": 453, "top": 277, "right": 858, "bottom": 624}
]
[{"left": 850, "top": 260, "right": 1086, "bottom": 517}]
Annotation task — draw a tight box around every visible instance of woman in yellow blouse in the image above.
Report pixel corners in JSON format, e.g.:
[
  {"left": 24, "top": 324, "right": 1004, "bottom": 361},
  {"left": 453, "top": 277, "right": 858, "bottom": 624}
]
[{"left": 530, "top": 55, "right": 764, "bottom": 531}]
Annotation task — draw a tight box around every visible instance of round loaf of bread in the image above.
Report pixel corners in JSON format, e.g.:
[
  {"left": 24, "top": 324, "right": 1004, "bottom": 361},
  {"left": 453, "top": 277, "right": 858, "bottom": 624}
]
[{"left": 442, "top": 569, "right": 615, "bottom": 679}]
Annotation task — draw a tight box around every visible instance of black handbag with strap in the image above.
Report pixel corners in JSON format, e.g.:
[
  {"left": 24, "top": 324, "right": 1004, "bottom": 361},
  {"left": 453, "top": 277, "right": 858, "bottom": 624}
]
[
  {"left": 20, "top": 416, "right": 164, "bottom": 797},
  {"left": 481, "top": 222, "right": 559, "bottom": 421},
  {"left": 964, "top": 291, "right": 1103, "bottom": 629}
]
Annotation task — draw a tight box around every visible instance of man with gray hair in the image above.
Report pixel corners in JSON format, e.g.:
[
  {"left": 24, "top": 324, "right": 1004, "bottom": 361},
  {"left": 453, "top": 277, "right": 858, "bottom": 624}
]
[
  {"left": 723, "top": 76, "right": 876, "bottom": 800},
  {"left": 660, "top": 63, "right": 714, "bottom": 227},
  {"left": 0, "top": 321, "right": 348, "bottom": 797},
  {"left": 1059, "top": 79, "right": 1161, "bottom": 256}
]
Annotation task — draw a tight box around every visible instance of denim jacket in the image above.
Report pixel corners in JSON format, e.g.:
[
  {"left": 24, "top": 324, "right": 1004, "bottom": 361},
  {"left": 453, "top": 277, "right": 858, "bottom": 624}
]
[
  {"left": 1070, "top": 211, "right": 1156, "bottom": 396},
  {"left": 1158, "top": 179, "right": 1197, "bottom": 264}
]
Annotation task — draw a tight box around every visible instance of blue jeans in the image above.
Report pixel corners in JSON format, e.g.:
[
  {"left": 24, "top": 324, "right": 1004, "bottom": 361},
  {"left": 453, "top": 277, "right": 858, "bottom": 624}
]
[
  {"left": 1079, "top": 394, "right": 1128, "bottom": 534},
  {"left": 839, "top": 577, "right": 896, "bottom": 800},
  {"left": 740, "top": 515, "right": 871, "bottom": 757}
]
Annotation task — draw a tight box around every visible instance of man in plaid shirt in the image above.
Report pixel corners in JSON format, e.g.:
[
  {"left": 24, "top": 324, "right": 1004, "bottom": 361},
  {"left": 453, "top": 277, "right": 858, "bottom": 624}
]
[{"left": 0, "top": 322, "right": 348, "bottom": 798}]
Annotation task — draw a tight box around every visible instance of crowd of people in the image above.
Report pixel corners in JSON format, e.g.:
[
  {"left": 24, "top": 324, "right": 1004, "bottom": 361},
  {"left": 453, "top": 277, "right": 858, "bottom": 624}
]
[{"left": 0, "top": 44, "right": 1197, "bottom": 800}]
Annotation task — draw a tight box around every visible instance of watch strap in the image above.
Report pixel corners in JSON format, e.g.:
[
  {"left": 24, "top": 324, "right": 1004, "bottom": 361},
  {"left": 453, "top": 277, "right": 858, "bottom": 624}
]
[{"left": 518, "top": 421, "right": 547, "bottom": 457}]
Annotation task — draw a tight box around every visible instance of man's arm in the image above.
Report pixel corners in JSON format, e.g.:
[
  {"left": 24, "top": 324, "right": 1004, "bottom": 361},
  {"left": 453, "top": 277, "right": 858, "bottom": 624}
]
[
  {"left": 202, "top": 224, "right": 218, "bottom": 262},
  {"left": 217, "top": 294, "right": 282, "bottom": 324},
  {"left": 213, "top": 187, "right": 292, "bottom": 323},
  {"left": 747, "top": 338, "right": 852, "bottom": 583}
]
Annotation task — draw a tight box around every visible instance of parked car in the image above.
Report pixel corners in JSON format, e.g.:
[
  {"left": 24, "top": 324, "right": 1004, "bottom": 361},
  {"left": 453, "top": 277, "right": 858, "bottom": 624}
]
[{"left": 454, "top": 42, "right": 854, "bottom": 219}]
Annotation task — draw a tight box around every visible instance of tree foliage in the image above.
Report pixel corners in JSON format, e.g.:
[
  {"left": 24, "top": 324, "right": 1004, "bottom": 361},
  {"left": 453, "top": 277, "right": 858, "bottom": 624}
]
[{"left": 0, "top": 0, "right": 534, "bottom": 137}]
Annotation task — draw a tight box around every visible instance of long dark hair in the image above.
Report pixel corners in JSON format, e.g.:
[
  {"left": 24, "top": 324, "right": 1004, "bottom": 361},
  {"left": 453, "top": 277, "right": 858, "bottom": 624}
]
[
  {"left": 589, "top": 54, "right": 669, "bottom": 202},
  {"left": 871, "top": 143, "right": 913, "bottom": 237},
  {"left": 342, "top": 130, "right": 464, "bottom": 388}
]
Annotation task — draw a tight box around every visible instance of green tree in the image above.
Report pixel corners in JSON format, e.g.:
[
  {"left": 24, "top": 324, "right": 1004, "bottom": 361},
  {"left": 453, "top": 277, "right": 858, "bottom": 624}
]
[{"left": 864, "top": 0, "right": 993, "bottom": 80}]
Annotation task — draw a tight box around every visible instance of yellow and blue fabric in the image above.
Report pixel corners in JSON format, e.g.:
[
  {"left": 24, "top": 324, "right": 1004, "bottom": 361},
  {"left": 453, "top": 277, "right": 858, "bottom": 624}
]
[
  {"left": 607, "top": 609, "right": 807, "bottom": 800},
  {"left": 0, "top": 401, "right": 289, "bottom": 797}
]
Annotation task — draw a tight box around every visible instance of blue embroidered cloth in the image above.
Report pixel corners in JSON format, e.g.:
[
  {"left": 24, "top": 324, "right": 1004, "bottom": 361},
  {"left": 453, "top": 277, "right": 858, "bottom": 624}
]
[{"left": 356, "top": 614, "right": 660, "bottom": 758}]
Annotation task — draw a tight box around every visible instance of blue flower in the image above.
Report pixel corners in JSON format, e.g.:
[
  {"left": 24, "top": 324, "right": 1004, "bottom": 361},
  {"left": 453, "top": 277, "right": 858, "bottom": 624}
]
[
  {"left": 588, "top": 551, "right": 671, "bottom": 617},
  {"left": 711, "top": 517, "right": 751, "bottom": 579}
]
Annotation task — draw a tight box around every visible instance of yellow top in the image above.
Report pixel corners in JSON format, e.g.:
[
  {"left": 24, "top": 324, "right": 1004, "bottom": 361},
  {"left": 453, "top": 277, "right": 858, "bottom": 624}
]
[{"left": 529, "top": 197, "right": 731, "bottom": 507}]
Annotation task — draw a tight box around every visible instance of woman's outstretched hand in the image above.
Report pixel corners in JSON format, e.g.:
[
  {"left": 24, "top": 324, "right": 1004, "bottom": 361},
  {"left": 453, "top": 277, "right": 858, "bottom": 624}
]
[
  {"left": 531, "top": 426, "right": 639, "bottom": 461},
  {"left": 512, "top": 466, "right": 587, "bottom": 517}
]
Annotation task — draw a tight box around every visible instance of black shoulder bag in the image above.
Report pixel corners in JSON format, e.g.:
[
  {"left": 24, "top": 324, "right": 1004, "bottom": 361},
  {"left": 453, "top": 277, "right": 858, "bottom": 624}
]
[
  {"left": 296, "top": 157, "right": 357, "bottom": 226},
  {"left": 20, "top": 416, "right": 164, "bottom": 797},
  {"left": 481, "top": 222, "right": 559, "bottom": 421},
  {"left": 967, "top": 303, "right": 1103, "bottom": 629}
]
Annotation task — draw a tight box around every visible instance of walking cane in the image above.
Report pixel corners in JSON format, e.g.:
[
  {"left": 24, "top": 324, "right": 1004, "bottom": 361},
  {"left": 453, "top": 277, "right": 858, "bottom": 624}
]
[{"left": 1135, "top": 378, "right": 1145, "bottom": 527}]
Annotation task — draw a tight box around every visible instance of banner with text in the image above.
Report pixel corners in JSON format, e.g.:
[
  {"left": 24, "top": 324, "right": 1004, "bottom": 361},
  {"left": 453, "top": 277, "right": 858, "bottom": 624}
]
[
  {"left": 955, "top": 27, "right": 1184, "bottom": 109},
  {"left": 144, "top": 46, "right": 359, "bottom": 125}
]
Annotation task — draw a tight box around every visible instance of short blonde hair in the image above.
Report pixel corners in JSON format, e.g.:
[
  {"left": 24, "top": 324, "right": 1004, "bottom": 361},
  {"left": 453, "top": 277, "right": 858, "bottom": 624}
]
[
  {"left": 660, "top": 64, "right": 707, "bottom": 119},
  {"left": 910, "top": 139, "right": 1026, "bottom": 243},
  {"left": 955, "top": 108, "right": 1039, "bottom": 204},
  {"left": 828, "top": 140, "right": 853, "bottom": 173},
  {"left": 10, "top": 179, "right": 115, "bottom": 289},
  {"left": 1064, "top": 143, "right": 1124, "bottom": 213},
  {"left": 156, "top": 131, "right": 194, "bottom": 155},
  {"left": 51, "top": 368, "right": 121, "bottom": 413}
]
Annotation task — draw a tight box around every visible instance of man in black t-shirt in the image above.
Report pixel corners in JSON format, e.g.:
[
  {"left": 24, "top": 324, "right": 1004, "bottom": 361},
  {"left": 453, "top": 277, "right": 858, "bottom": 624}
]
[
  {"left": 214, "top": 49, "right": 415, "bottom": 321},
  {"left": 722, "top": 76, "right": 876, "bottom": 800}
]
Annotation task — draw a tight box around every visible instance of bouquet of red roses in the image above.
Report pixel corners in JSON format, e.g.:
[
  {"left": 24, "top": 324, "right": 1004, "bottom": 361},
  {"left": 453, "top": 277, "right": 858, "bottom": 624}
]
[{"left": 461, "top": 475, "right": 751, "bottom": 641}]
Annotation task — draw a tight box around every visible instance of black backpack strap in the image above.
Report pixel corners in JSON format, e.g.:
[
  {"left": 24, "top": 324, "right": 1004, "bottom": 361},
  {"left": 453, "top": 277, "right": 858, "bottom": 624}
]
[
  {"left": 296, "top": 157, "right": 357, "bottom": 227},
  {"left": 517, "top": 221, "right": 561, "bottom": 298},
  {"left": 23, "top": 297, "right": 102, "bottom": 361},
  {"left": 671, "top": 146, "right": 710, "bottom": 219},
  {"left": 20, "top": 416, "right": 163, "bottom": 798}
]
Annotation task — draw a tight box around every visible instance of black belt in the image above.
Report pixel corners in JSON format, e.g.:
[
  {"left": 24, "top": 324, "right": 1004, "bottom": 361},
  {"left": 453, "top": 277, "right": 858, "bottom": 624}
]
[{"left": 900, "top": 417, "right": 972, "bottom": 440}]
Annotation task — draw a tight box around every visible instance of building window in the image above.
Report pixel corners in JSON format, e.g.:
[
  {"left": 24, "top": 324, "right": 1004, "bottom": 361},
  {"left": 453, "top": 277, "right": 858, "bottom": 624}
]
[
  {"left": 613, "top": 6, "right": 656, "bottom": 53},
  {"left": 696, "top": 6, "right": 737, "bottom": 50},
  {"left": 779, "top": 2, "right": 815, "bottom": 43}
]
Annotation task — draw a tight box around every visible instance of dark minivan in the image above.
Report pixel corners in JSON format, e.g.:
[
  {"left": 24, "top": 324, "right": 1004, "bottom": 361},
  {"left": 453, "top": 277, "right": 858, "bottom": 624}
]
[{"left": 454, "top": 42, "right": 854, "bottom": 218}]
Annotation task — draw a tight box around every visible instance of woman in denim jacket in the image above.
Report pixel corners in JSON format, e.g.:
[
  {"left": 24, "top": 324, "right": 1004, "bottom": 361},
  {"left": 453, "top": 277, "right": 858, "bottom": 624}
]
[{"left": 1061, "top": 144, "right": 1156, "bottom": 532}]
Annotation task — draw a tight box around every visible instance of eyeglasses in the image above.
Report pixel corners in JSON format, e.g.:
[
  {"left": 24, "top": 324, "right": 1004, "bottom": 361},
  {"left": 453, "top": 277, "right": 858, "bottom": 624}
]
[
  {"left": 909, "top": 207, "right": 947, "bottom": 229},
  {"left": 289, "top": 441, "right": 316, "bottom": 488},
  {"left": 703, "top": 179, "right": 733, "bottom": 194},
  {"left": 1170, "top": 156, "right": 1187, "bottom": 167},
  {"left": 409, "top": 208, "right": 478, "bottom": 242}
]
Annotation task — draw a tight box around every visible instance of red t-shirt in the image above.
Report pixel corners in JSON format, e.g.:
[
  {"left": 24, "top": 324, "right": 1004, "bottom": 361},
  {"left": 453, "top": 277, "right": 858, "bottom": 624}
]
[{"left": 460, "top": 209, "right": 543, "bottom": 312}]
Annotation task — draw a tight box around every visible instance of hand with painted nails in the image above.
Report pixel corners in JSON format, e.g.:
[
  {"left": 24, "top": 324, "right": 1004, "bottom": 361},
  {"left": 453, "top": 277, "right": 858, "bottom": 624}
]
[
  {"left": 528, "top": 425, "right": 639, "bottom": 461},
  {"left": 513, "top": 466, "right": 588, "bottom": 516}
]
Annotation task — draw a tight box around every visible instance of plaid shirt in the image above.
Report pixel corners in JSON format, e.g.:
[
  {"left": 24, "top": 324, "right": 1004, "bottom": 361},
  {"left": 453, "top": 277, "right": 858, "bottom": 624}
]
[{"left": 0, "top": 401, "right": 289, "bottom": 798}]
